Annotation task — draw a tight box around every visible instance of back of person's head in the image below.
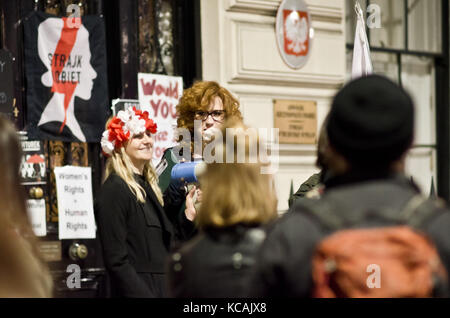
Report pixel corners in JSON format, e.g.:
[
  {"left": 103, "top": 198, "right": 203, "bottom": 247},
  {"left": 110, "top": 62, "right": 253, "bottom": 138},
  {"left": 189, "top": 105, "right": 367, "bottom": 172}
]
[
  {"left": 196, "top": 118, "right": 277, "bottom": 229},
  {"left": 0, "top": 116, "right": 27, "bottom": 226},
  {"left": 316, "top": 114, "right": 330, "bottom": 169},
  {"left": 0, "top": 116, "right": 53, "bottom": 297},
  {"left": 326, "top": 74, "right": 414, "bottom": 171},
  {"left": 0, "top": 220, "right": 53, "bottom": 297}
]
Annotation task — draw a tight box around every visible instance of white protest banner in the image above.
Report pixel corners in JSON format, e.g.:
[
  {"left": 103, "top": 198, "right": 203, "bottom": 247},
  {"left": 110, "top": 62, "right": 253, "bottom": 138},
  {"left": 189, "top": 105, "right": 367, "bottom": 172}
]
[
  {"left": 138, "top": 73, "right": 183, "bottom": 165},
  {"left": 26, "top": 199, "right": 47, "bottom": 237},
  {"left": 54, "top": 166, "right": 96, "bottom": 240}
]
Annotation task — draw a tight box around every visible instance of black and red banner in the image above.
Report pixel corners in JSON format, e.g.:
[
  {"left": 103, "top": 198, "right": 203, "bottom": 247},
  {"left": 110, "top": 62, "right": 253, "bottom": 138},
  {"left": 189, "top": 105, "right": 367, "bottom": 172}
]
[{"left": 24, "top": 11, "right": 109, "bottom": 142}]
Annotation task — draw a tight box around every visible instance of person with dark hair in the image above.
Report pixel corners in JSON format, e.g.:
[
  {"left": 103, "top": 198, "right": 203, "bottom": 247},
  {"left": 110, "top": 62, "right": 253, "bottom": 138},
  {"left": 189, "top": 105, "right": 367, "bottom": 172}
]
[
  {"left": 290, "top": 115, "right": 331, "bottom": 204},
  {"left": 157, "top": 81, "right": 243, "bottom": 242},
  {"left": 0, "top": 116, "right": 53, "bottom": 297},
  {"left": 250, "top": 75, "right": 450, "bottom": 298}
]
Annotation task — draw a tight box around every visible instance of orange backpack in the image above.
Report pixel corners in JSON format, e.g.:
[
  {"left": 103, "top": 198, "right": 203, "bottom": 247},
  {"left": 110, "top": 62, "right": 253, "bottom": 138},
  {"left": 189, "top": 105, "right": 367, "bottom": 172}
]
[{"left": 301, "top": 195, "right": 448, "bottom": 298}]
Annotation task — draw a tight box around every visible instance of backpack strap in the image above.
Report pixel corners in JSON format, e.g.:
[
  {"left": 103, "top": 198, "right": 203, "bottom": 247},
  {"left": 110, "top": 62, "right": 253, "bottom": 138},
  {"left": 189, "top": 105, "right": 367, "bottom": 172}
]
[
  {"left": 295, "top": 194, "right": 447, "bottom": 232},
  {"left": 399, "top": 195, "right": 447, "bottom": 229},
  {"left": 294, "top": 199, "right": 345, "bottom": 232}
]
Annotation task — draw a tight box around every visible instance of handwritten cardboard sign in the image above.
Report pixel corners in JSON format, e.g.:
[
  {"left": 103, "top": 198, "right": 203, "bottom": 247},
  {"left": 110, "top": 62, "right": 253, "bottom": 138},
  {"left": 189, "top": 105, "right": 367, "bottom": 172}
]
[
  {"left": 138, "top": 73, "right": 183, "bottom": 165},
  {"left": 26, "top": 199, "right": 47, "bottom": 237},
  {"left": 274, "top": 100, "right": 317, "bottom": 144}
]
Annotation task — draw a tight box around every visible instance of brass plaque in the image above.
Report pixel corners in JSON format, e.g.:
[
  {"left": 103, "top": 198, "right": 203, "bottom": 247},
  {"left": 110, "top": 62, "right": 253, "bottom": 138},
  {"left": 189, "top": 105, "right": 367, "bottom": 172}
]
[
  {"left": 274, "top": 100, "right": 317, "bottom": 145},
  {"left": 38, "top": 241, "right": 62, "bottom": 262}
]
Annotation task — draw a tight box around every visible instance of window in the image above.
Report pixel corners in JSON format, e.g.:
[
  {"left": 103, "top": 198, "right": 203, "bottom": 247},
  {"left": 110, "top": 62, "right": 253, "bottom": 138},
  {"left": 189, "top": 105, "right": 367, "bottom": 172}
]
[{"left": 346, "top": 0, "right": 448, "bottom": 199}]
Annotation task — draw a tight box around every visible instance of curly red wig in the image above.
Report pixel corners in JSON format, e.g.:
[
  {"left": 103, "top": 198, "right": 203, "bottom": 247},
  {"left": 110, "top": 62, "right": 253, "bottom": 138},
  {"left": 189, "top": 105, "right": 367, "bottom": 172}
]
[{"left": 176, "top": 81, "right": 243, "bottom": 140}]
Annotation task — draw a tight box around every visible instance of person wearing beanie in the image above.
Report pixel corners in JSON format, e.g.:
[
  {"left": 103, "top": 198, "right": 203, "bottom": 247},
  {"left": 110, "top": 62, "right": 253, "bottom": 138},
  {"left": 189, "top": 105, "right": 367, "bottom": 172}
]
[
  {"left": 327, "top": 74, "right": 414, "bottom": 169},
  {"left": 249, "top": 75, "right": 450, "bottom": 298}
]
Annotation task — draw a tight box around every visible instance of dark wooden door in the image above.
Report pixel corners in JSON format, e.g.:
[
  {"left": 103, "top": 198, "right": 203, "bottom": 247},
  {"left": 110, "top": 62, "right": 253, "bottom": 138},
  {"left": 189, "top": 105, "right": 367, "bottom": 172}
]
[{"left": 0, "top": 0, "right": 199, "bottom": 297}]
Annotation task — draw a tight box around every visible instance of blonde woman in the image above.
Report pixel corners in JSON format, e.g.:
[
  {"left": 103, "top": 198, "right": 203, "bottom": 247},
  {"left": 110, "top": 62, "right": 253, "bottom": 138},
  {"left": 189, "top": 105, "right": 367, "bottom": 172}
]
[
  {"left": 96, "top": 107, "right": 185, "bottom": 297},
  {"left": 167, "top": 119, "right": 278, "bottom": 297},
  {"left": 0, "top": 116, "right": 53, "bottom": 297}
]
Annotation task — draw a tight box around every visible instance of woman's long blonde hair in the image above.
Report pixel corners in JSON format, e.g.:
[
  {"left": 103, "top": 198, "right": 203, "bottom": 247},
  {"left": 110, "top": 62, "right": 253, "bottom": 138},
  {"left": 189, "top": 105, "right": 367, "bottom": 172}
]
[
  {"left": 196, "top": 119, "right": 278, "bottom": 229},
  {"left": 0, "top": 116, "right": 53, "bottom": 297},
  {"left": 104, "top": 145, "right": 164, "bottom": 206}
]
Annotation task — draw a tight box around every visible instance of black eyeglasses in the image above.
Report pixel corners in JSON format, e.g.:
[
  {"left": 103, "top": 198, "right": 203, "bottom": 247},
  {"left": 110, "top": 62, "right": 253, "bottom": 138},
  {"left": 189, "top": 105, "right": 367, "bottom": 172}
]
[{"left": 194, "top": 110, "right": 226, "bottom": 122}]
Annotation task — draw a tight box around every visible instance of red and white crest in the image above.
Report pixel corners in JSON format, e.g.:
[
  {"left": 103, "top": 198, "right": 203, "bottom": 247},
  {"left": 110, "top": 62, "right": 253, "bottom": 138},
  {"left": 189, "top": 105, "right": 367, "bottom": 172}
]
[
  {"left": 283, "top": 10, "right": 309, "bottom": 56},
  {"left": 276, "top": 0, "right": 313, "bottom": 69}
]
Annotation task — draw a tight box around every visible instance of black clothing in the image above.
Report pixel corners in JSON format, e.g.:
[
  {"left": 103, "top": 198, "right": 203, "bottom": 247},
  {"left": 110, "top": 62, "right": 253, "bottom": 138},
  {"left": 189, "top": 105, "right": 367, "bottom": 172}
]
[
  {"left": 290, "top": 172, "right": 322, "bottom": 207},
  {"left": 327, "top": 75, "right": 414, "bottom": 166},
  {"left": 250, "top": 174, "right": 450, "bottom": 297},
  {"left": 95, "top": 173, "right": 175, "bottom": 297},
  {"left": 162, "top": 175, "right": 197, "bottom": 245},
  {"left": 293, "top": 173, "right": 321, "bottom": 198},
  {"left": 158, "top": 147, "right": 198, "bottom": 242},
  {"left": 168, "top": 224, "right": 267, "bottom": 298},
  {"left": 290, "top": 169, "right": 333, "bottom": 206}
]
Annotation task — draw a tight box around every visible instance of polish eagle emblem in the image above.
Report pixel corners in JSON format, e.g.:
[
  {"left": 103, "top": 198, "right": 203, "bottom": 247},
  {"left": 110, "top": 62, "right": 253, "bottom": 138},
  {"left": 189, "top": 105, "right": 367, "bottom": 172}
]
[{"left": 283, "top": 10, "right": 309, "bottom": 56}]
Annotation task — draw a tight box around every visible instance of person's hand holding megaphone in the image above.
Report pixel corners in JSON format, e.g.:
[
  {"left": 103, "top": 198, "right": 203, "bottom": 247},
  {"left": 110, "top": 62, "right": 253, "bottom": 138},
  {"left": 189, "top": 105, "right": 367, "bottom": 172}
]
[
  {"left": 185, "top": 185, "right": 198, "bottom": 221},
  {"left": 173, "top": 158, "right": 206, "bottom": 222}
]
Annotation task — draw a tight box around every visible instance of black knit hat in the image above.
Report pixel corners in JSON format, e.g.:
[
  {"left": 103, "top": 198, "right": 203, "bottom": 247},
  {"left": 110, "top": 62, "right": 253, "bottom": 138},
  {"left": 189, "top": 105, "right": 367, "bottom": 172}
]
[{"left": 327, "top": 75, "right": 414, "bottom": 167}]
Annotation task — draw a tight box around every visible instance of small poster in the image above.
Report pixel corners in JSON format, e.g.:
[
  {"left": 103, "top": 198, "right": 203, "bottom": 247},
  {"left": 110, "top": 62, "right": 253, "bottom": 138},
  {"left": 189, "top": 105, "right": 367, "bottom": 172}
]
[
  {"left": 138, "top": 73, "right": 183, "bottom": 165},
  {"left": 20, "top": 139, "right": 46, "bottom": 185},
  {"left": 24, "top": 11, "right": 109, "bottom": 142},
  {"left": 54, "top": 166, "right": 96, "bottom": 240},
  {"left": 274, "top": 99, "right": 317, "bottom": 145},
  {"left": 26, "top": 199, "right": 47, "bottom": 237},
  {"left": 37, "top": 241, "right": 62, "bottom": 262},
  {"left": 111, "top": 99, "right": 140, "bottom": 116}
]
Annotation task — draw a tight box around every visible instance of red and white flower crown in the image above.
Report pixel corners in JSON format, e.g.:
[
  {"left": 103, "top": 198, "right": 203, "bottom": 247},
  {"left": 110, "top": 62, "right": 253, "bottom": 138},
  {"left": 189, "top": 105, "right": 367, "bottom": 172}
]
[{"left": 101, "top": 107, "right": 157, "bottom": 156}]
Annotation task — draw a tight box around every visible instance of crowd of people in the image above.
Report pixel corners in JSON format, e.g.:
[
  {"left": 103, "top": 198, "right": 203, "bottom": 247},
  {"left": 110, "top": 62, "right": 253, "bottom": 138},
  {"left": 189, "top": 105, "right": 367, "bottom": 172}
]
[{"left": 2, "top": 74, "right": 450, "bottom": 298}]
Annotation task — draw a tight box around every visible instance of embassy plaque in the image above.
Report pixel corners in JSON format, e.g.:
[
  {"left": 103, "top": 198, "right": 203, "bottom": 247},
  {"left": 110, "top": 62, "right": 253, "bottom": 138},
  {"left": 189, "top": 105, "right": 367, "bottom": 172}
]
[{"left": 274, "top": 100, "right": 317, "bottom": 145}]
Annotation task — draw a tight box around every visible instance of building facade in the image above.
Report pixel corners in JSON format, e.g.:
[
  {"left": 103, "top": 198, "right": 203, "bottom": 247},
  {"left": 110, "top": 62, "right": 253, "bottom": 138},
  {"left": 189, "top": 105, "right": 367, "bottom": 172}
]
[{"left": 0, "top": 0, "right": 448, "bottom": 297}]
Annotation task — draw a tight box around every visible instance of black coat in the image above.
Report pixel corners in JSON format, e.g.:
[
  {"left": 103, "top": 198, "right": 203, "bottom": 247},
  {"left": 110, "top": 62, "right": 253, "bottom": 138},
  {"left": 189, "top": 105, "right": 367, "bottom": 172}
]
[
  {"left": 94, "top": 173, "right": 175, "bottom": 297},
  {"left": 157, "top": 148, "right": 198, "bottom": 243},
  {"left": 250, "top": 174, "right": 450, "bottom": 297},
  {"left": 167, "top": 224, "right": 268, "bottom": 298}
]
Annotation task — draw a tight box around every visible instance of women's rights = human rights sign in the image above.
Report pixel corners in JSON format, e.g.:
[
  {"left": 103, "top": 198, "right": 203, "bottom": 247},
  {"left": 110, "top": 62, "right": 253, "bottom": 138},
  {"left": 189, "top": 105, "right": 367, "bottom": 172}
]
[{"left": 54, "top": 166, "right": 96, "bottom": 240}]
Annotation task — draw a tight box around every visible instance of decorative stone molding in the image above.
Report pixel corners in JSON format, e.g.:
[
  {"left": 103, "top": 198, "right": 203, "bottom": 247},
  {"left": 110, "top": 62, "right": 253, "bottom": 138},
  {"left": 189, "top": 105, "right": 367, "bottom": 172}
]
[
  {"left": 225, "top": 13, "right": 345, "bottom": 88},
  {"left": 225, "top": 0, "right": 343, "bottom": 24}
]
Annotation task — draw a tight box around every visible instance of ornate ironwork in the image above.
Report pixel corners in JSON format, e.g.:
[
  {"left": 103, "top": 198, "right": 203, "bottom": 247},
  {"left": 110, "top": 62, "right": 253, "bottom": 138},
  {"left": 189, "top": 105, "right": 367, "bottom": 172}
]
[
  {"left": 43, "top": 0, "right": 87, "bottom": 16},
  {"left": 70, "top": 142, "right": 88, "bottom": 166},
  {"left": 43, "top": 0, "right": 61, "bottom": 15},
  {"left": 138, "top": 0, "right": 158, "bottom": 73},
  {"left": 156, "top": 0, "right": 174, "bottom": 75},
  {"left": 47, "top": 141, "right": 66, "bottom": 223},
  {"left": 138, "top": 0, "right": 175, "bottom": 75}
]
